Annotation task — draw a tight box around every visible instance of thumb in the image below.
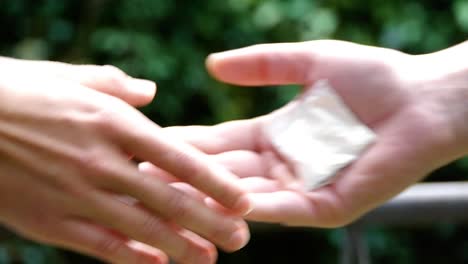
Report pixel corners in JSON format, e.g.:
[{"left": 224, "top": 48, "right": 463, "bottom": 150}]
[{"left": 206, "top": 42, "right": 314, "bottom": 86}]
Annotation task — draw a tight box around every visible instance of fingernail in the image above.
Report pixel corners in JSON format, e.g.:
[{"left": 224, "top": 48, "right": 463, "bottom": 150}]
[
  {"left": 207, "top": 49, "right": 238, "bottom": 61},
  {"left": 205, "top": 53, "right": 226, "bottom": 69},
  {"left": 205, "top": 54, "right": 218, "bottom": 72},
  {"left": 127, "top": 78, "right": 157, "bottom": 97},
  {"left": 197, "top": 246, "right": 218, "bottom": 264},
  {"left": 137, "top": 162, "right": 152, "bottom": 172},
  {"left": 206, "top": 53, "right": 221, "bottom": 61},
  {"left": 227, "top": 223, "right": 250, "bottom": 251}
]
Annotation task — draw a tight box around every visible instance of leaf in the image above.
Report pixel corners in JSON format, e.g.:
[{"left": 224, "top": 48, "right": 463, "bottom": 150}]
[{"left": 454, "top": 0, "right": 468, "bottom": 32}]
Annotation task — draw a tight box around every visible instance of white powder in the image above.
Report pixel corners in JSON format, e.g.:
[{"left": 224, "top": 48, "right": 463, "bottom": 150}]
[{"left": 264, "top": 80, "right": 377, "bottom": 191}]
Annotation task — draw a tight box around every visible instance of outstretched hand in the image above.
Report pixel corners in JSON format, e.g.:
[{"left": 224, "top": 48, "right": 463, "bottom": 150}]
[
  {"left": 0, "top": 58, "right": 252, "bottom": 264},
  {"left": 141, "top": 40, "right": 468, "bottom": 227}
]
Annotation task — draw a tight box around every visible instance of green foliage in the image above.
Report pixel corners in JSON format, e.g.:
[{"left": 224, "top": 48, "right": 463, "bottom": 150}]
[
  {"left": 0, "top": 238, "right": 67, "bottom": 264},
  {"left": 454, "top": 0, "right": 468, "bottom": 32},
  {"left": 0, "top": 0, "right": 467, "bottom": 263}
]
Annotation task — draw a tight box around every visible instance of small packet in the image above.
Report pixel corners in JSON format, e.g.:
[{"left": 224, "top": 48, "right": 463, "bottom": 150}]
[{"left": 264, "top": 80, "right": 377, "bottom": 191}]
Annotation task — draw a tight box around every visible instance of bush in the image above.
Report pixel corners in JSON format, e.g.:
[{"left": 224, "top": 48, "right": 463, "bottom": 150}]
[{"left": 0, "top": 0, "right": 467, "bottom": 263}]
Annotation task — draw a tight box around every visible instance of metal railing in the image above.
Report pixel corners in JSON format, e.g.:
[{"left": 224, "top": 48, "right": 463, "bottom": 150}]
[
  {"left": 1, "top": 182, "right": 467, "bottom": 263},
  {"left": 342, "top": 182, "right": 468, "bottom": 264}
]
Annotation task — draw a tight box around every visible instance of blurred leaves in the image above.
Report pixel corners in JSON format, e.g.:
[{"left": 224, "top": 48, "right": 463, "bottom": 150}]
[
  {"left": 456, "top": 157, "right": 468, "bottom": 172},
  {"left": 0, "top": 238, "right": 66, "bottom": 264},
  {"left": 253, "top": 1, "right": 283, "bottom": 30},
  {"left": 0, "top": 247, "right": 9, "bottom": 263},
  {"left": 13, "top": 38, "right": 50, "bottom": 60},
  {"left": 0, "top": 0, "right": 467, "bottom": 263},
  {"left": 454, "top": 0, "right": 468, "bottom": 32}
]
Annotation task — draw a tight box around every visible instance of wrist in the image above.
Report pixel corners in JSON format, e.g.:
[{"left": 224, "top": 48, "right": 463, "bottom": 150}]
[
  {"left": 418, "top": 43, "right": 468, "bottom": 158},
  {"left": 438, "top": 81, "right": 468, "bottom": 158}
]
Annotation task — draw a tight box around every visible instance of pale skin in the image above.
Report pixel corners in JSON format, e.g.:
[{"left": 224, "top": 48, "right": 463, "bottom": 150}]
[
  {"left": 141, "top": 40, "right": 468, "bottom": 227},
  {"left": 0, "top": 58, "right": 253, "bottom": 264}
]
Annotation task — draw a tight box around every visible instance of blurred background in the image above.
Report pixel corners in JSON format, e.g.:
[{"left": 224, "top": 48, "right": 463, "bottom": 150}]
[{"left": 0, "top": 0, "right": 468, "bottom": 263}]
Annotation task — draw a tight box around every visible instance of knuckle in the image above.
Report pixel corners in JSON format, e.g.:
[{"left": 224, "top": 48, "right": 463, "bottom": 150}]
[
  {"left": 57, "top": 111, "right": 81, "bottom": 130},
  {"left": 68, "top": 150, "right": 119, "bottom": 189},
  {"left": 101, "top": 65, "right": 127, "bottom": 79},
  {"left": 91, "top": 106, "right": 120, "bottom": 131},
  {"left": 207, "top": 220, "right": 233, "bottom": 244},
  {"left": 72, "top": 148, "right": 109, "bottom": 174},
  {"left": 166, "top": 189, "right": 192, "bottom": 220},
  {"left": 140, "top": 215, "right": 166, "bottom": 242},
  {"left": 94, "top": 236, "right": 125, "bottom": 256},
  {"left": 56, "top": 177, "right": 93, "bottom": 201},
  {"left": 169, "top": 151, "right": 203, "bottom": 181},
  {"left": 100, "top": 65, "right": 128, "bottom": 89},
  {"left": 256, "top": 52, "right": 274, "bottom": 82},
  {"left": 23, "top": 215, "right": 60, "bottom": 242},
  {"left": 85, "top": 100, "right": 129, "bottom": 136}
]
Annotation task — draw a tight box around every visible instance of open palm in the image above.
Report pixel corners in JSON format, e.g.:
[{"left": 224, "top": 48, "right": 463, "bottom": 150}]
[{"left": 142, "top": 40, "right": 467, "bottom": 227}]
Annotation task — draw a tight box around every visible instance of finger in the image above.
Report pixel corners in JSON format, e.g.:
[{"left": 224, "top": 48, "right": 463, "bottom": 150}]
[
  {"left": 205, "top": 178, "right": 295, "bottom": 216},
  {"left": 138, "top": 162, "right": 179, "bottom": 183},
  {"left": 261, "top": 151, "right": 299, "bottom": 188},
  {"left": 212, "top": 150, "right": 296, "bottom": 185},
  {"left": 38, "top": 61, "right": 156, "bottom": 106},
  {"left": 85, "top": 178, "right": 249, "bottom": 253},
  {"left": 211, "top": 150, "right": 267, "bottom": 177},
  {"left": 166, "top": 180, "right": 280, "bottom": 218},
  {"left": 177, "top": 228, "right": 218, "bottom": 261},
  {"left": 55, "top": 219, "right": 169, "bottom": 264},
  {"left": 238, "top": 177, "right": 283, "bottom": 193},
  {"left": 140, "top": 149, "right": 294, "bottom": 193},
  {"left": 206, "top": 43, "right": 314, "bottom": 86},
  {"left": 170, "top": 182, "right": 207, "bottom": 202},
  {"left": 246, "top": 182, "right": 360, "bottom": 228},
  {"left": 137, "top": 164, "right": 204, "bottom": 206},
  {"left": 114, "top": 112, "right": 253, "bottom": 215},
  {"left": 153, "top": 176, "right": 288, "bottom": 220},
  {"left": 244, "top": 191, "right": 320, "bottom": 226},
  {"left": 140, "top": 150, "right": 268, "bottom": 179},
  {"left": 80, "top": 191, "right": 221, "bottom": 263},
  {"left": 162, "top": 118, "right": 264, "bottom": 154},
  {"left": 140, "top": 149, "right": 284, "bottom": 180},
  {"left": 155, "top": 181, "right": 235, "bottom": 220},
  {"left": 130, "top": 199, "right": 218, "bottom": 261}
]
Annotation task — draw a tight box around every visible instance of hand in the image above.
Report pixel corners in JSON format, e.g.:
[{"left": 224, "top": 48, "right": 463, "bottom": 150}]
[
  {"left": 0, "top": 59, "right": 252, "bottom": 264},
  {"left": 141, "top": 40, "right": 468, "bottom": 227}
]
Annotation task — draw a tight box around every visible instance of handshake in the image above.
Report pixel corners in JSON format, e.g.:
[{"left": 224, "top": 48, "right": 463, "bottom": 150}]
[{"left": 1, "top": 40, "right": 467, "bottom": 264}]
